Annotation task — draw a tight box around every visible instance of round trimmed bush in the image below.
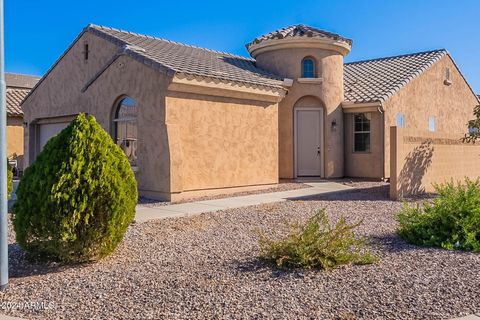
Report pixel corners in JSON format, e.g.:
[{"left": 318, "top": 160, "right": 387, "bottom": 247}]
[{"left": 12, "top": 114, "right": 137, "bottom": 262}]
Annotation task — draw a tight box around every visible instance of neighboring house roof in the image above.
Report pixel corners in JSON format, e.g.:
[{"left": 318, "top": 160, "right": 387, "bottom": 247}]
[
  {"left": 87, "top": 25, "right": 285, "bottom": 90},
  {"left": 246, "top": 24, "right": 353, "bottom": 51},
  {"left": 6, "top": 73, "right": 40, "bottom": 116},
  {"left": 6, "top": 73, "right": 40, "bottom": 89},
  {"left": 344, "top": 49, "right": 450, "bottom": 103},
  {"left": 6, "top": 89, "right": 30, "bottom": 116}
]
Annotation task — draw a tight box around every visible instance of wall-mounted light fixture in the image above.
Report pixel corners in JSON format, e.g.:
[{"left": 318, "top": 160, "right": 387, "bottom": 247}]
[{"left": 331, "top": 119, "right": 337, "bottom": 131}]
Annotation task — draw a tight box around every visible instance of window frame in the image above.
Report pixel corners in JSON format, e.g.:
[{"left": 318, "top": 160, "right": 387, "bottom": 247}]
[
  {"left": 352, "top": 113, "right": 371, "bottom": 153},
  {"left": 301, "top": 57, "right": 316, "bottom": 78},
  {"left": 113, "top": 96, "right": 138, "bottom": 169}
]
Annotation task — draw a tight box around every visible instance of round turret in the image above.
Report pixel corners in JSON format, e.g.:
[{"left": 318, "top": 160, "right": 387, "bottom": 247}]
[
  {"left": 246, "top": 24, "right": 351, "bottom": 79},
  {"left": 246, "top": 25, "right": 352, "bottom": 179}
]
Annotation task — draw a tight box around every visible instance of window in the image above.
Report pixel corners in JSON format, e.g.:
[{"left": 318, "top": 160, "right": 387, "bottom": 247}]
[
  {"left": 302, "top": 57, "right": 315, "bottom": 78},
  {"left": 353, "top": 113, "right": 371, "bottom": 152},
  {"left": 396, "top": 112, "right": 405, "bottom": 128},
  {"left": 114, "top": 97, "right": 137, "bottom": 167},
  {"left": 428, "top": 116, "right": 437, "bottom": 132}
]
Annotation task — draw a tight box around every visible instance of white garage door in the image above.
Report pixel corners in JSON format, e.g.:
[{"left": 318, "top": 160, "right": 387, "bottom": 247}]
[{"left": 39, "top": 122, "right": 70, "bottom": 151}]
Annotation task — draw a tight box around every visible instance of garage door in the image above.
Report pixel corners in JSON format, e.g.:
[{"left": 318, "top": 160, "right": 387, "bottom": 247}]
[{"left": 39, "top": 122, "right": 70, "bottom": 151}]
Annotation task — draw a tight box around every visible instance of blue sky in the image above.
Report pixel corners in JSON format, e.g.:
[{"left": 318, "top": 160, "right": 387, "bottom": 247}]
[{"left": 5, "top": 0, "right": 480, "bottom": 92}]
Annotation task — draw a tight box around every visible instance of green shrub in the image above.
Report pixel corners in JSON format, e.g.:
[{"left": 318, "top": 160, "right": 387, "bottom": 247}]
[
  {"left": 397, "top": 178, "right": 480, "bottom": 252},
  {"left": 7, "top": 163, "right": 12, "bottom": 200},
  {"left": 12, "top": 114, "right": 137, "bottom": 263},
  {"left": 258, "top": 209, "right": 376, "bottom": 270}
]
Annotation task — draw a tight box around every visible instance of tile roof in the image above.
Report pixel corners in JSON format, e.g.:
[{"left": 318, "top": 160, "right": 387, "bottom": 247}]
[
  {"left": 6, "top": 73, "right": 40, "bottom": 89},
  {"left": 344, "top": 49, "right": 448, "bottom": 103},
  {"left": 87, "top": 25, "right": 285, "bottom": 90},
  {"left": 7, "top": 88, "right": 29, "bottom": 116},
  {"left": 5, "top": 74, "right": 39, "bottom": 116},
  {"left": 246, "top": 24, "right": 352, "bottom": 51}
]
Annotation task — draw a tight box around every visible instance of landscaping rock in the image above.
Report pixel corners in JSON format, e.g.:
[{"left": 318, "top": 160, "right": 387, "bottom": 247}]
[{"left": 1, "top": 183, "right": 478, "bottom": 319}]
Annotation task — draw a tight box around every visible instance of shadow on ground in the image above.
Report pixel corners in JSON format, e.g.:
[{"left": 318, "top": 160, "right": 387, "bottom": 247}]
[
  {"left": 233, "top": 257, "right": 313, "bottom": 279},
  {"left": 286, "top": 185, "right": 390, "bottom": 202},
  {"left": 8, "top": 243, "right": 83, "bottom": 278}
]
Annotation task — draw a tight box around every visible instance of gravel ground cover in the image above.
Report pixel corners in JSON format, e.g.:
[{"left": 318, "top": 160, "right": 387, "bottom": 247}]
[
  {"left": 138, "top": 180, "right": 309, "bottom": 207},
  {"left": 1, "top": 183, "right": 479, "bottom": 319}
]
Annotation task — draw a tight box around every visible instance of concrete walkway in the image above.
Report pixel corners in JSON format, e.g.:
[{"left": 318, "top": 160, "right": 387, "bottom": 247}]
[
  {"left": 135, "top": 181, "right": 352, "bottom": 223},
  {"left": 452, "top": 315, "right": 480, "bottom": 320}
]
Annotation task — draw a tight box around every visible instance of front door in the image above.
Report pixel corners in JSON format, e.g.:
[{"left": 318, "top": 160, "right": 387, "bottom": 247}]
[{"left": 295, "top": 109, "right": 323, "bottom": 177}]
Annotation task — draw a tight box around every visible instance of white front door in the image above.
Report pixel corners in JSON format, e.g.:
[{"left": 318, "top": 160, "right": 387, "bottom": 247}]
[{"left": 295, "top": 109, "right": 323, "bottom": 177}]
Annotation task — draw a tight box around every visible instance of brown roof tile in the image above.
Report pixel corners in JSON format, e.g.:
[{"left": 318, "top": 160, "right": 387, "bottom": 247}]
[
  {"left": 5, "top": 73, "right": 39, "bottom": 116},
  {"left": 6, "top": 73, "right": 40, "bottom": 89},
  {"left": 6, "top": 88, "right": 30, "bottom": 116},
  {"left": 344, "top": 49, "right": 448, "bottom": 103},
  {"left": 246, "top": 24, "right": 352, "bottom": 51},
  {"left": 87, "top": 25, "right": 285, "bottom": 90}
]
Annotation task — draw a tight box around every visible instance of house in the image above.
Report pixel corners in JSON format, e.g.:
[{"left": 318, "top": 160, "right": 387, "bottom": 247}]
[
  {"left": 6, "top": 73, "right": 40, "bottom": 172},
  {"left": 21, "top": 24, "right": 479, "bottom": 201}
]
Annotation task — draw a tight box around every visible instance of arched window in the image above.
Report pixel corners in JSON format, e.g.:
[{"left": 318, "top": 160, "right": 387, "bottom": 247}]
[
  {"left": 302, "top": 57, "right": 315, "bottom": 78},
  {"left": 113, "top": 96, "right": 137, "bottom": 167}
]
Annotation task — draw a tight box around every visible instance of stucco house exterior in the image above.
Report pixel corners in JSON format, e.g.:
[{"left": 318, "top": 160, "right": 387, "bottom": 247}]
[
  {"left": 21, "top": 24, "right": 479, "bottom": 201},
  {"left": 6, "top": 73, "right": 40, "bottom": 172}
]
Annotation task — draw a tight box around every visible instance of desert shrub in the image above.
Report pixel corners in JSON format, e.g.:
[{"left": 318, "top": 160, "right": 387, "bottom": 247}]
[
  {"left": 397, "top": 178, "right": 480, "bottom": 252},
  {"left": 258, "top": 209, "right": 376, "bottom": 270},
  {"left": 7, "top": 162, "right": 12, "bottom": 200},
  {"left": 12, "top": 114, "right": 137, "bottom": 263}
]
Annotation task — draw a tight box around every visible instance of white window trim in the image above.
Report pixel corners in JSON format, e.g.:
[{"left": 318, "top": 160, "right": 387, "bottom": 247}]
[{"left": 353, "top": 113, "right": 371, "bottom": 153}]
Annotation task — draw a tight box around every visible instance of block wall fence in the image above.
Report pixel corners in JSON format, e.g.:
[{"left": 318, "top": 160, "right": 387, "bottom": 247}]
[{"left": 389, "top": 126, "right": 480, "bottom": 199}]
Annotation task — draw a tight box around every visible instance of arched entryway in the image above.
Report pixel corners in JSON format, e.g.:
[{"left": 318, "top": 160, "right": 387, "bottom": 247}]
[{"left": 293, "top": 96, "right": 325, "bottom": 177}]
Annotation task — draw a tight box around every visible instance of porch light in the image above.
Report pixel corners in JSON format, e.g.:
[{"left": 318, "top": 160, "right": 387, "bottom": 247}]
[{"left": 331, "top": 119, "right": 337, "bottom": 130}]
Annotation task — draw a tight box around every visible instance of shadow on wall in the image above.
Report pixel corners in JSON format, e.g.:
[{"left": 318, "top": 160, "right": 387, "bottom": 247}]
[{"left": 398, "top": 140, "right": 434, "bottom": 196}]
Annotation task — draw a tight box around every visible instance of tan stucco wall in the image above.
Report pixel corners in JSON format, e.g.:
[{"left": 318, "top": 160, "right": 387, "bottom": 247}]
[
  {"left": 383, "top": 55, "right": 479, "bottom": 178},
  {"left": 390, "top": 127, "right": 480, "bottom": 199},
  {"left": 7, "top": 116, "right": 24, "bottom": 168},
  {"left": 22, "top": 30, "right": 280, "bottom": 201},
  {"left": 256, "top": 48, "right": 345, "bottom": 178},
  {"left": 165, "top": 92, "right": 278, "bottom": 197},
  {"left": 344, "top": 111, "right": 384, "bottom": 178},
  {"left": 23, "top": 31, "right": 173, "bottom": 199}
]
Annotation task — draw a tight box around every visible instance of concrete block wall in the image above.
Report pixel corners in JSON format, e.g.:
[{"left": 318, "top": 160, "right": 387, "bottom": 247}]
[{"left": 390, "top": 126, "right": 480, "bottom": 199}]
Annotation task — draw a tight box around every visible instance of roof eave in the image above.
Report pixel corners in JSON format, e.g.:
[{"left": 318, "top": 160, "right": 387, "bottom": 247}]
[
  {"left": 247, "top": 37, "right": 351, "bottom": 58},
  {"left": 169, "top": 73, "right": 286, "bottom": 103},
  {"left": 342, "top": 100, "right": 384, "bottom": 113}
]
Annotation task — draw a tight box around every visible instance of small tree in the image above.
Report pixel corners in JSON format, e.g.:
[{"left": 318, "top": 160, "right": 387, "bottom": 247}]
[
  {"left": 12, "top": 114, "right": 137, "bottom": 263},
  {"left": 7, "top": 162, "right": 12, "bottom": 200},
  {"left": 464, "top": 103, "right": 480, "bottom": 143}
]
